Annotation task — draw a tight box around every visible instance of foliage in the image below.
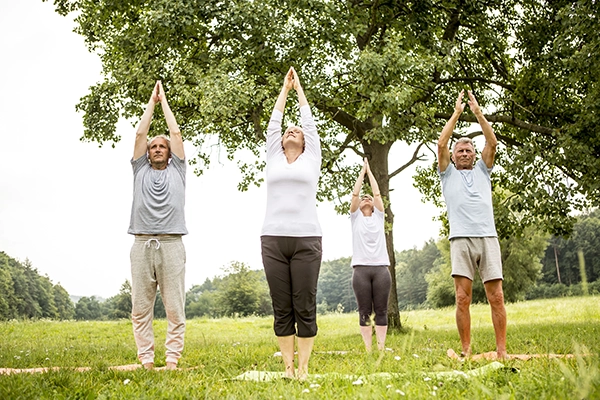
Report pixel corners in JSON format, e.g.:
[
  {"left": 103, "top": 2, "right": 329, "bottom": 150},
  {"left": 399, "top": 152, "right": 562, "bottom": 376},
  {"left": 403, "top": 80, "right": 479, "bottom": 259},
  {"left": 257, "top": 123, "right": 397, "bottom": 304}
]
[
  {"left": 0, "top": 252, "right": 74, "bottom": 320},
  {"left": 425, "top": 239, "right": 456, "bottom": 308},
  {"left": 316, "top": 257, "right": 356, "bottom": 313},
  {"left": 0, "top": 297, "right": 599, "bottom": 399},
  {"left": 396, "top": 240, "right": 441, "bottom": 309},
  {"left": 541, "top": 209, "right": 600, "bottom": 285},
  {"left": 215, "top": 261, "right": 272, "bottom": 317}
]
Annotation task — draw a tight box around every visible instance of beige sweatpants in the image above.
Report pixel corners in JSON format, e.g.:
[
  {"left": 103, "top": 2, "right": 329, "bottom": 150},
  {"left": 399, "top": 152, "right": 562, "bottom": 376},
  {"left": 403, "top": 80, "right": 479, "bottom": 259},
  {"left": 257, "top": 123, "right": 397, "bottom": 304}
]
[{"left": 130, "top": 235, "right": 186, "bottom": 365}]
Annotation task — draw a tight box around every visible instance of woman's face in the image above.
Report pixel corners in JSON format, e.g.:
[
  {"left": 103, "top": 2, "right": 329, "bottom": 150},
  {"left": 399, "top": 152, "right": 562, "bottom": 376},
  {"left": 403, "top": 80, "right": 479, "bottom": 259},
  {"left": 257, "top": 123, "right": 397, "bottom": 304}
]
[
  {"left": 282, "top": 126, "right": 305, "bottom": 151},
  {"left": 359, "top": 195, "right": 374, "bottom": 215}
]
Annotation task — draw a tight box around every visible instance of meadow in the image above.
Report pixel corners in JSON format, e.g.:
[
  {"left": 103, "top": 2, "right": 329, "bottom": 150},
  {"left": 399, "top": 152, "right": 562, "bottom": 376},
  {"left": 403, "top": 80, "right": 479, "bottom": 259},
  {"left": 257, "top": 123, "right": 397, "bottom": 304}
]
[{"left": 0, "top": 296, "right": 598, "bottom": 399}]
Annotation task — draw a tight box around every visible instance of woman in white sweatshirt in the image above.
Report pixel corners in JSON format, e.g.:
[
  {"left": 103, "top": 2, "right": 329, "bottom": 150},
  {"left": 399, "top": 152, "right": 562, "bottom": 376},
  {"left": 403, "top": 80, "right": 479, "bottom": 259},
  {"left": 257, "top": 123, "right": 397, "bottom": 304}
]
[{"left": 260, "top": 67, "right": 322, "bottom": 380}]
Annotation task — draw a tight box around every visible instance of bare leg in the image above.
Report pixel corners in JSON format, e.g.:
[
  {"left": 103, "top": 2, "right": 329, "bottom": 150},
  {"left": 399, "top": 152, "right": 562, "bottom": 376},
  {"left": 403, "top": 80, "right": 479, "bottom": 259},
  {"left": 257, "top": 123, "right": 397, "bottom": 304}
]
[
  {"left": 277, "top": 335, "right": 296, "bottom": 378},
  {"left": 360, "top": 326, "right": 372, "bottom": 352},
  {"left": 297, "top": 336, "right": 315, "bottom": 381},
  {"left": 484, "top": 279, "right": 507, "bottom": 359},
  {"left": 375, "top": 325, "right": 388, "bottom": 351},
  {"left": 454, "top": 276, "right": 473, "bottom": 356}
]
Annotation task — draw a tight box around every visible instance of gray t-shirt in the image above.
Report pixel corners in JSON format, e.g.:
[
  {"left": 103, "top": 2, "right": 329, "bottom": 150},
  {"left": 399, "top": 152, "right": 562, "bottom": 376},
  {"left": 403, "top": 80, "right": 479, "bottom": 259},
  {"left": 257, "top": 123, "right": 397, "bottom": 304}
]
[
  {"left": 128, "top": 154, "right": 188, "bottom": 235},
  {"left": 439, "top": 159, "right": 497, "bottom": 240}
]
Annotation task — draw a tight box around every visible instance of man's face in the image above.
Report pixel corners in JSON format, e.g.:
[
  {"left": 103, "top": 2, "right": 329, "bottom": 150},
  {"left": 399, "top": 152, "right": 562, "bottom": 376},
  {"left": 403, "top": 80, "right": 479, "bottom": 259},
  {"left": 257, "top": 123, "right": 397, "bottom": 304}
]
[
  {"left": 452, "top": 142, "right": 476, "bottom": 170},
  {"left": 148, "top": 137, "right": 170, "bottom": 168}
]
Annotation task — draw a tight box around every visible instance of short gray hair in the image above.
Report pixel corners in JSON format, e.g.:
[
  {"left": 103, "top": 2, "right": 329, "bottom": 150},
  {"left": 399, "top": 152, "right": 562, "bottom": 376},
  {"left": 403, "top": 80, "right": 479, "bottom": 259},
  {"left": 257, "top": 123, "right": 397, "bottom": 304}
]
[
  {"left": 452, "top": 137, "right": 475, "bottom": 153},
  {"left": 147, "top": 134, "right": 172, "bottom": 152}
]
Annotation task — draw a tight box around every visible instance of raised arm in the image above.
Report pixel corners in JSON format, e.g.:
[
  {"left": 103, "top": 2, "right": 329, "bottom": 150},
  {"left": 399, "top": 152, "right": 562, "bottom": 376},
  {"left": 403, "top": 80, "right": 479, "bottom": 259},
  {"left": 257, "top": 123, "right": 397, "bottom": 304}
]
[
  {"left": 437, "top": 90, "right": 465, "bottom": 172},
  {"left": 365, "top": 159, "right": 384, "bottom": 212},
  {"left": 350, "top": 160, "right": 367, "bottom": 213},
  {"left": 273, "top": 68, "right": 295, "bottom": 114},
  {"left": 157, "top": 81, "right": 184, "bottom": 160},
  {"left": 134, "top": 82, "right": 159, "bottom": 160},
  {"left": 290, "top": 67, "right": 308, "bottom": 108},
  {"left": 467, "top": 90, "right": 497, "bottom": 168}
]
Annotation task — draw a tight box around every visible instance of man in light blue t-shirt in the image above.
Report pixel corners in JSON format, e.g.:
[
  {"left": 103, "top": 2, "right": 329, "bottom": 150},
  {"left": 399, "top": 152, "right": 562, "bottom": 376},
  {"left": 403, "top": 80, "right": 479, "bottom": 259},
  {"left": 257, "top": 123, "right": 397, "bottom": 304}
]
[{"left": 437, "top": 90, "right": 507, "bottom": 360}]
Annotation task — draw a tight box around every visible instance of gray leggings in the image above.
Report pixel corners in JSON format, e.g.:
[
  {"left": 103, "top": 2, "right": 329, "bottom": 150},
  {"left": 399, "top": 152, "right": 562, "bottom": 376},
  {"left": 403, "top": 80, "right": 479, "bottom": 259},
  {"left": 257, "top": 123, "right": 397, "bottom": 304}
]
[{"left": 352, "top": 266, "right": 391, "bottom": 326}]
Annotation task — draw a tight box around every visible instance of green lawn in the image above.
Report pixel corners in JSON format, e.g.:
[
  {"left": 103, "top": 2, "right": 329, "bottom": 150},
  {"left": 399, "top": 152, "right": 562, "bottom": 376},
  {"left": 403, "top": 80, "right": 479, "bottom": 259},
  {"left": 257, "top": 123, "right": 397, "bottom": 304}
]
[{"left": 1, "top": 296, "right": 599, "bottom": 399}]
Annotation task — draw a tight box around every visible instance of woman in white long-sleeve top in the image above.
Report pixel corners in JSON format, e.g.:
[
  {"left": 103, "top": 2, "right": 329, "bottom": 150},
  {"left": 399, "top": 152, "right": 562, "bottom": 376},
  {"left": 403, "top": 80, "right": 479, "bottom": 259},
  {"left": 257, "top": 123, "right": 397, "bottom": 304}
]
[
  {"left": 350, "top": 158, "right": 391, "bottom": 352},
  {"left": 261, "top": 67, "right": 322, "bottom": 380}
]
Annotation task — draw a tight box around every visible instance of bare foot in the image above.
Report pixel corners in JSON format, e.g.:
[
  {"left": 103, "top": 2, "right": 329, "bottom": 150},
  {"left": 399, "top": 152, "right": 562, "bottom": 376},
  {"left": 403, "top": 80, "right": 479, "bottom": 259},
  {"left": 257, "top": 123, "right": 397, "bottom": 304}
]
[
  {"left": 165, "top": 362, "right": 177, "bottom": 370},
  {"left": 284, "top": 365, "right": 295, "bottom": 379},
  {"left": 297, "top": 368, "right": 308, "bottom": 381},
  {"left": 143, "top": 362, "right": 154, "bottom": 370}
]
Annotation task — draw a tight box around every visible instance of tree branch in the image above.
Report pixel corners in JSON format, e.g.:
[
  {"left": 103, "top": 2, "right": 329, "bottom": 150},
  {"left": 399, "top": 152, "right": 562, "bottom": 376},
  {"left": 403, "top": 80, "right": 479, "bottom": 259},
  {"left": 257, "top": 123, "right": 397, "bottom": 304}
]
[{"left": 389, "top": 142, "right": 426, "bottom": 179}]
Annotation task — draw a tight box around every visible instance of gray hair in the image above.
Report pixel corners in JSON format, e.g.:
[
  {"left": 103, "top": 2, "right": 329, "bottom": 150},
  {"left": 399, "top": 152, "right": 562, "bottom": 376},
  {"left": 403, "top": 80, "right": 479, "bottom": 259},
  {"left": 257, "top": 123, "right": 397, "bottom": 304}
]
[
  {"left": 147, "top": 134, "right": 172, "bottom": 153},
  {"left": 452, "top": 137, "right": 475, "bottom": 153}
]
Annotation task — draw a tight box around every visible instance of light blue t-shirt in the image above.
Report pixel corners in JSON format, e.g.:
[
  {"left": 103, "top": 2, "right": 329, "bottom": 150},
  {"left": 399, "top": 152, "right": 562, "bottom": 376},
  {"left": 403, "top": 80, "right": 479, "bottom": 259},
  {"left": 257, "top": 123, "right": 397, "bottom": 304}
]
[
  {"left": 128, "top": 154, "right": 188, "bottom": 235},
  {"left": 439, "top": 159, "right": 497, "bottom": 239}
]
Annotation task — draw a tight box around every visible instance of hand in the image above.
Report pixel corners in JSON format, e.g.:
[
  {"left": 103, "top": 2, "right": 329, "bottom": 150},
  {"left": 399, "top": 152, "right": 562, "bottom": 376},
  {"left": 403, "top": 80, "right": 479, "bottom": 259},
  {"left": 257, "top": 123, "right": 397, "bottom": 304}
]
[
  {"left": 290, "top": 67, "right": 302, "bottom": 91},
  {"left": 467, "top": 90, "right": 481, "bottom": 114},
  {"left": 283, "top": 68, "right": 295, "bottom": 91},
  {"left": 364, "top": 157, "right": 371, "bottom": 174},
  {"left": 149, "top": 81, "right": 160, "bottom": 104},
  {"left": 454, "top": 90, "right": 466, "bottom": 114}
]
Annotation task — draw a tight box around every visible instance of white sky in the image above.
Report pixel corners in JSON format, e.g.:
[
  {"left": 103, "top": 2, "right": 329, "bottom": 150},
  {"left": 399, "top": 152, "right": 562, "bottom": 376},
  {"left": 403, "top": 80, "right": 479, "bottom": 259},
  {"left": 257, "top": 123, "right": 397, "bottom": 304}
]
[{"left": 0, "top": 0, "right": 442, "bottom": 298}]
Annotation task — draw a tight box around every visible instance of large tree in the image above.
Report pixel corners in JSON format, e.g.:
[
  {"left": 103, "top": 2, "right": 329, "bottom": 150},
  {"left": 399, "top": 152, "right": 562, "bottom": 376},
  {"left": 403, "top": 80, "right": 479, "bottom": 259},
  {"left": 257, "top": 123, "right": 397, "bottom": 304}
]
[{"left": 50, "top": 0, "right": 600, "bottom": 328}]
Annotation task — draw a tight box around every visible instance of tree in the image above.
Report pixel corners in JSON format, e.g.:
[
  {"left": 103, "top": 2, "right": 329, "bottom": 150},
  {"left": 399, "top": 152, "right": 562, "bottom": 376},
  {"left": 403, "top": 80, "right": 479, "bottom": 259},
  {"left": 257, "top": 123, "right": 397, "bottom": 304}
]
[
  {"left": 105, "top": 280, "right": 132, "bottom": 319},
  {"left": 75, "top": 296, "right": 103, "bottom": 320},
  {"left": 541, "top": 209, "right": 600, "bottom": 285},
  {"left": 53, "top": 283, "right": 75, "bottom": 320},
  {"left": 396, "top": 240, "right": 441, "bottom": 309},
  {"left": 217, "top": 261, "right": 270, "bottom": 317},
  {"left": 316, "top": 257, "right": 356, "bottom": 313},
  {"left": 52, "top": 0, "right": 600, "bottom": 328}
]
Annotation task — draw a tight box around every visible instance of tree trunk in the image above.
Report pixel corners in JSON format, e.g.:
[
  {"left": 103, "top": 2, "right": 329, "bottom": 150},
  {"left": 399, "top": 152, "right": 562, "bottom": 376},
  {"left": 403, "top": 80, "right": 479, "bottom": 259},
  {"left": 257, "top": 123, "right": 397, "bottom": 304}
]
[{"left": 363, "top": 141, "right": 401, "bottom": 330}]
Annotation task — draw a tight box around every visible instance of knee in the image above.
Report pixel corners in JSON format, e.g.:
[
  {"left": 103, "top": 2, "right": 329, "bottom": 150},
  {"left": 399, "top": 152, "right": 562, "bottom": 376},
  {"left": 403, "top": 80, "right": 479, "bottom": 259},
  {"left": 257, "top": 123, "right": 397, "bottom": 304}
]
[
  {"left": 487, "top": 288, "right": 505, "bottom": 307},
  {"left": 455, "top": 291, "right": 471, "bottom": 309}
]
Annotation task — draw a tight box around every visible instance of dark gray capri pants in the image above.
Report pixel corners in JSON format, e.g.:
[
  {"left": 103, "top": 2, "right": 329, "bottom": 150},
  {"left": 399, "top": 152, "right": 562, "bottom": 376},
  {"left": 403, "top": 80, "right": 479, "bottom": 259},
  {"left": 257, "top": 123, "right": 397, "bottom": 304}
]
[
  {"left": 261, "top": 236, "right": 322, "bottom": 337},
  {"left": 352, "top": 265, "right": 391, "bottom": 326}
]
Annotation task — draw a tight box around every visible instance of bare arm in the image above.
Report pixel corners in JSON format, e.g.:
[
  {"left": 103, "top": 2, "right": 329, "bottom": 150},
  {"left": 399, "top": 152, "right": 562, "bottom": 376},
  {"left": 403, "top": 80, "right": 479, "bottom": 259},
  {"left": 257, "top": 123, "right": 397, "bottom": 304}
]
[
  {"left": 350, "top": 160, "right": 367, "bottom": 213},
  {"left": 468, "top": 90, "right": 497, "bottom": 168},
  {"left": 133, "top": 82, "right": 159, "bottom": 160},
  {"left": 437, "top": 90, "right": 465, "bottom": 172},
  {"left": 365, "top": 159, "right": 384, "bottom": 212},
  {"left": 157, "top": 81, "right": 184, "bottom": 160}
]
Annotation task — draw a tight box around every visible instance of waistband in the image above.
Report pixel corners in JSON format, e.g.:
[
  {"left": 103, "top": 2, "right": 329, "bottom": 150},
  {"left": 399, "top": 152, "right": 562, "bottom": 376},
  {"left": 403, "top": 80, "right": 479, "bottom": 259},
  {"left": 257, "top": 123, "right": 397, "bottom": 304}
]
[{"left": 134, "top": 234, "right": 182, "bottom": 243}]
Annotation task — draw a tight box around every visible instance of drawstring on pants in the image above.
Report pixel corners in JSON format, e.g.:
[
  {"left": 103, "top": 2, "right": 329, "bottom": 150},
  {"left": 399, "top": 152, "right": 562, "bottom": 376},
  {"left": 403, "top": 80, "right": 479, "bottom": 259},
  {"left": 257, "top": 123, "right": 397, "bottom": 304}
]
[{"left": 144, "top": 238, "right": 161, "bottom": 250}]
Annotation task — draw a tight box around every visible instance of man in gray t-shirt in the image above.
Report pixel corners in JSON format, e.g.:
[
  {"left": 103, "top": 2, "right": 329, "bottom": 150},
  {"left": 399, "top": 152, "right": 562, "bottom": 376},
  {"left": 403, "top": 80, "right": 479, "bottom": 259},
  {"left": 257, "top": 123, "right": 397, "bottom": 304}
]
[
  {"left": 437, "top": 90, "right": 507, "bottom": 360},
  {"left": 129, "top": 81, "right": 187, "bottom": 370}
]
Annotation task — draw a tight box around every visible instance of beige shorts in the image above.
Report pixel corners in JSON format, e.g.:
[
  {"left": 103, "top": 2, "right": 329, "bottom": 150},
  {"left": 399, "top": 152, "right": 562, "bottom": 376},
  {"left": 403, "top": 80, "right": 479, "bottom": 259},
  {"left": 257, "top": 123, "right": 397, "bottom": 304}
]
[{"left": 450, "top": 237, "right": 503, "bottom": 282}]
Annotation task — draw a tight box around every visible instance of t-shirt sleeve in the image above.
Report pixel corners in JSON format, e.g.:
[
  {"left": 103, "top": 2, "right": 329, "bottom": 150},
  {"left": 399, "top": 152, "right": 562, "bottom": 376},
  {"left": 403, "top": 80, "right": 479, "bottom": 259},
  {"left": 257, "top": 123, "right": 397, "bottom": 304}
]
[{"left": 131, "top": 155, "right": 148, "bottom": 174}]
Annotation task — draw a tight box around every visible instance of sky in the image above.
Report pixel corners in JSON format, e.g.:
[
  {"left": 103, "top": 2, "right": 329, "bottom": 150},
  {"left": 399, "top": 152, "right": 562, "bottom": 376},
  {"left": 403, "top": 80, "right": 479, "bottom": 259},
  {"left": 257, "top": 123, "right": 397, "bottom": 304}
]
[{"left": 0, "top": 0, "right": 442, "bottom": 299}]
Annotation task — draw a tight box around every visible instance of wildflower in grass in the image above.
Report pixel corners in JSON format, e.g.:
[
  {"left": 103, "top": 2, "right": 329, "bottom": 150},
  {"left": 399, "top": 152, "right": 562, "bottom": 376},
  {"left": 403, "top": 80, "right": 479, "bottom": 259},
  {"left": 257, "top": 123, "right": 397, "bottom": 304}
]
[
  {"left": 396, "top": 390, "right": 405, "bottom": 395},
  {"left": 394, "top": 356, "right": 401, "bottom": 360},
  {"left": 413, "top": 354, "right": 419, "bottom": 358},
  {"left": 123, "top": 379, "right": 130, "bottom": 385},
  {"left": 424, "top": 377, "right": 431, "bottom": 381},
  {"left": 386, "top": 385, "right": 392, "bottom": 389},
  {"left": 352, "top": 378, "right": 363, "bottom": 385},
  {"left": 302, "top": 389, "right": 310, "bottom": 393},
  {"left": 309, "top": 384, "right": 320, "bottom": 388}
]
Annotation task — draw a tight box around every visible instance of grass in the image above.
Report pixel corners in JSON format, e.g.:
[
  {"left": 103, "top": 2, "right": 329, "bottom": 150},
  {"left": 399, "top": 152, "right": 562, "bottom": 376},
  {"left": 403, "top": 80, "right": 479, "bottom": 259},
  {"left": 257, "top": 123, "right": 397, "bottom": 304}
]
[{"left": 0, "top": 296, "right": 599, "bottom": 399}]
